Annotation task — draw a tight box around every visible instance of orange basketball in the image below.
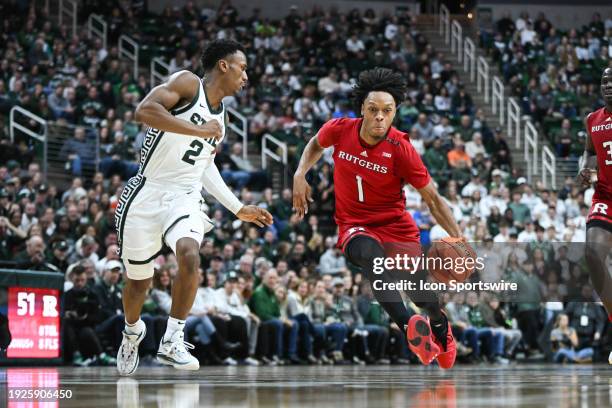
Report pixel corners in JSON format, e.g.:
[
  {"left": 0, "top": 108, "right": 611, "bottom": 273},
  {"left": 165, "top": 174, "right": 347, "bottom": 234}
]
[{"left": 427, "top": 237, "right": 477, "bottom": 284}]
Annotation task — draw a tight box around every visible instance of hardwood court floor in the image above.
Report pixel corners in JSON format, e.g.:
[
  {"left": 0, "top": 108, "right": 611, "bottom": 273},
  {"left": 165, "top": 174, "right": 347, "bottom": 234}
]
[{"left": 1, "top": 364, "right": 610, "bottom": 407}]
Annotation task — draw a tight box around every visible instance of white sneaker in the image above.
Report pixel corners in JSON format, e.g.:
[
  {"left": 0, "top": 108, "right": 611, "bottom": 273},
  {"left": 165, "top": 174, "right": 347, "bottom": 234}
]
[
  {"left": 223, "top": 357, "right": 238, "bottom": 366},
  {"left": 117, "top": 324, "right": 147, "bottom": 376},
  {"left": 244, "top": 357, "right": 261, "bottom": 366},
  {"left": 157, "top": 330, "right": 200, "bottom": 370},
  {"left": 608, "top": 351, "right": 611, "bottom": 365}
]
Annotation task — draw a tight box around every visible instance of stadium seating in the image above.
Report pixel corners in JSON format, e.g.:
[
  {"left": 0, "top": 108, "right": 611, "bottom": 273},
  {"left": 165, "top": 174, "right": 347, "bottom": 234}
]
[{"left": 0, "top": 1, "right": 609, "bottom": 366}]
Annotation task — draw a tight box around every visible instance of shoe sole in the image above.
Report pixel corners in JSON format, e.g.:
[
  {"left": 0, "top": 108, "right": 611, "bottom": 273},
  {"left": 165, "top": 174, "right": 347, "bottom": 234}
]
[
  {"left": 407, "top": 315, "right": 440, "bottom": 366},
  {"left": 156, "top": 354, "right": 200, "bottom": 370},
  {"left": 117, "top": 326, "right": 146, "bottom": 376}
]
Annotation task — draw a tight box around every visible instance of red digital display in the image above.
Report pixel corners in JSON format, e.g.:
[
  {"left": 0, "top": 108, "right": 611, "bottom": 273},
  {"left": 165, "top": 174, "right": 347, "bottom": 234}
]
[
  {"left": 7, "top": 368, "right": 59, "bottom": 408},
  {"left": 7, "top": 287, "right": 61, "bottom": 359}
]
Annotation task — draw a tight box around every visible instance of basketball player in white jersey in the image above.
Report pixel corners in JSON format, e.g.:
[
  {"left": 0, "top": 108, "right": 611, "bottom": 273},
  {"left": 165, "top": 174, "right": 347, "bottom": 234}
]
[{"left": 115, "top": 39, "right": 273, "bottom": 375}]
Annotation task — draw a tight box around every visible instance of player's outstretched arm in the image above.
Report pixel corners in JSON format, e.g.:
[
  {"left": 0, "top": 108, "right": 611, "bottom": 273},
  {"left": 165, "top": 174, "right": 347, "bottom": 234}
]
[
  {"left": 577, "top": 114, "right": 598, "bottom": 187},
  {"left": 293, "top": 135, "right": 325, "bottom": 219},
  {"left": 134, "top": 70, "right": 222, "bottom": 140},
  {"left": 418, "top": 180, "right": 462, "bottom": 238},
  {"left": 200, "top": 164, "right": 273, "bottom": 227}
]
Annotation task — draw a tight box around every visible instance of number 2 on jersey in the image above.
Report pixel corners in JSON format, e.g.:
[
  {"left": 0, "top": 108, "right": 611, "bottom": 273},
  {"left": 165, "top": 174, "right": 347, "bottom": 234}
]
[
  {"left": 356, "top": 175, "right": 365, "bottom": 202},
  {"left": 182, "top": 140, "right": 204, "bottom": 165}
]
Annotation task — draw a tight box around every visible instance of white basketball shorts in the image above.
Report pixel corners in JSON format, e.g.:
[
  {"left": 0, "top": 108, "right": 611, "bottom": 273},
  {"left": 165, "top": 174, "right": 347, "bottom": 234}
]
[{"left": 115, "top": 175, "right": 213, "bottom": 280}]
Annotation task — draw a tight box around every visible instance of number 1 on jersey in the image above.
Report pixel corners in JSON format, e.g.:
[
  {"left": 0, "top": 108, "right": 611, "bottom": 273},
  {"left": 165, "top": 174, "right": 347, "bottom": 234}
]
[{"left": 356, "top": 175, "right": 364, "bottom": 202}]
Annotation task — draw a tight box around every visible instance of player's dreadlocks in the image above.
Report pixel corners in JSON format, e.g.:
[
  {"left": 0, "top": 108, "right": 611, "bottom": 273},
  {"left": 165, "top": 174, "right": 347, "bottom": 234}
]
[
  {"left": 352, "top": 67, "right": 407, "bottom": 111},
  {"left": 200, "top": 39, "right": 246, "bottom": 72}
]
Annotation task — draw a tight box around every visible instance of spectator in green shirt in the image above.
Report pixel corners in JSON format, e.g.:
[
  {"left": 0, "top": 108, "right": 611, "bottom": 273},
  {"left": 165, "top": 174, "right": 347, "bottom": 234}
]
[
  {"left": 508, "top": 190, "right": 531, "bottom": 227},
  {"left": 504, "top": 259, "right": 542, "bottom": 353},
  {"left": 249, "top": 269, "right": 300, "bottom": 364},
  {"left": 457, "top": 114, "right": 475, "bottom": 142},
  {"left": 423, "top": 138, "right": 449, "bottom": 185},
  {"left": 465, "top": 291, "right": 508, "bottom": 364},
  {"left": 551, "top": 118, "right": 576, "bottom": 157}
]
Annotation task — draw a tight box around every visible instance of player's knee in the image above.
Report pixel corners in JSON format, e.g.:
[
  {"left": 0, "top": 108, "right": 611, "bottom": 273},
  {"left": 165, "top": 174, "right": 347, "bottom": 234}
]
[
  {"left": 176, "top": 238, "right": 200, "bottom": 272},
  {"left": 585, "top": 239, "right": 608, "bottom": 270},
  {"left": 128, "top": 277, "right": 151, "bottom": 292},
  {"left": 346, "top": 236, "right": 385, "bottom": 267}
]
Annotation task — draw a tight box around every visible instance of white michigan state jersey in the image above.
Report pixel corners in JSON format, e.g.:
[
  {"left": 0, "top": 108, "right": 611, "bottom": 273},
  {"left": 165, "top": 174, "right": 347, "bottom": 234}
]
[{"left": 138, "top": 74, "right": 225, "bottom": 191}]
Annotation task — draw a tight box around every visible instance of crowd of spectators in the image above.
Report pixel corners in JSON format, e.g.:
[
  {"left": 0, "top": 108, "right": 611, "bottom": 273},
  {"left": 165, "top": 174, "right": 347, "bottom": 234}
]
[
  {"left": 0, "top": 1, "right": 610, "bottom": 366},
  {"left": 480, "top": 10, "right": 612, "bottom": 158}
]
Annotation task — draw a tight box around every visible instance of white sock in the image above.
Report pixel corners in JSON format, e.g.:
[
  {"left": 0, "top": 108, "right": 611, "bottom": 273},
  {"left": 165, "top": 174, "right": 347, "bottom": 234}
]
[
  {"left": 163, "top": 316, "right": 186, "bottom": 342},
  {"left": 125, "top": 319, "right": 145, "bottom": 336}
]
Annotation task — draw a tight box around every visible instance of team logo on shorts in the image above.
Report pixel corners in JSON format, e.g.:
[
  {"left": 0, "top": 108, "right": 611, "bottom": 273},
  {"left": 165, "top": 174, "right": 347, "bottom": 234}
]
[
  {"left": 347, "top": 227, "right": 366, "bottom": 236},
  {"left": 592, "top": 203, "right": 608, "bottom": 215}
]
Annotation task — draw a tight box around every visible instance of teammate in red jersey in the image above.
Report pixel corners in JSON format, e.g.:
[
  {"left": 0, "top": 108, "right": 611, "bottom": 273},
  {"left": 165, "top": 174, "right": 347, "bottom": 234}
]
[
  {"left": 577, "top": 67, "right": 612, "bottom": 364},
  {"left": 293, "top": 68, "right": 465, "bottom": 369}
]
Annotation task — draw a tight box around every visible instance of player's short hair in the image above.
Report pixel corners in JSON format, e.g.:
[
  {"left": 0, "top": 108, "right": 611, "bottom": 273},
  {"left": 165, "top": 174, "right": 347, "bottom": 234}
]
[
  {"left": 200, "top": 39, "right": 246, "bottom": 72},
  {"left": 352, "top": 67, "right": 407, "bottom": 110}
]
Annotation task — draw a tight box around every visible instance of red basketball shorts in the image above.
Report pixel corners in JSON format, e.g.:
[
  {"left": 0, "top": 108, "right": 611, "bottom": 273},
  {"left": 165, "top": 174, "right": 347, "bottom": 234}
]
[
  {"left": 337, "top": 213, "right": 422, "bottom": 258},
  {"left": 587, "top": 196, "right": 612, "bottom": 233}
]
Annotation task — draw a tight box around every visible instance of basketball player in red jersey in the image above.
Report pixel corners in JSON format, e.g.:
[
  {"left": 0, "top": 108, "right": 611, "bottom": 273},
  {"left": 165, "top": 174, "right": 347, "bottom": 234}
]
[
  {"left": 578, "top": 67, "right": 612, "bottom": 364},
  {"left": 293, "top": 68, "right": 466, "bottom": 369}
]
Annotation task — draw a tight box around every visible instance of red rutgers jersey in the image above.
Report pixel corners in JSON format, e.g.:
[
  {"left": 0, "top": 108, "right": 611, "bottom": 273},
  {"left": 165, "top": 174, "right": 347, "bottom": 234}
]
[
  {"left": 586, "top": 107, "right": 612, "bottom": 228},
  {"left": 587, "top": 107, "right": 612, "bottom": 200},
  {"left": 317, "top": 118, "right": 431, "bottom": 231}
]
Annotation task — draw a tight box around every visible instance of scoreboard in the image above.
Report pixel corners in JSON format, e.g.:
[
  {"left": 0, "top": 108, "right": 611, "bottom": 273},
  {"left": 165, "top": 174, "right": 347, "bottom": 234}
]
[
  {"left": 0, "top": 270, "right": 64, "bottom": 364},
  {"left": 7, "top": 287, "right": 61, "bottom": 359}
]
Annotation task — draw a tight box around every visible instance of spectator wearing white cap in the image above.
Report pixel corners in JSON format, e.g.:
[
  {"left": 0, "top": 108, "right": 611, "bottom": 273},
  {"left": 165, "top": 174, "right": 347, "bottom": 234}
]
[
  {"left": 461, "top": 173, "right": 488, "bottom": 198},
  {"left": 215, "top": 271, "right": 260, "bottom": 365},
  {"left": 96, "top": 243, "right": 120, "bottom": 275},
  {"left": 480, "top": 187, "right": 507, "bottom": 218}
]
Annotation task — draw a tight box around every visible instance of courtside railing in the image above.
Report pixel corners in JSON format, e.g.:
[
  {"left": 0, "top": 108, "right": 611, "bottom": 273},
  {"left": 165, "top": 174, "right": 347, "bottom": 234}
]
[
  {"left": 507, "top": 98, "right": 522, "bottom": 149},
  {"left": 87, "top": 14, "right": 107, "bottom": 50},
  {"left": 10, "top": 106, "right": 48, "bottom": 179},
  {"left": 440, "top": 5, "right": 450, "bottom": 43},
  {"left": 226, "top": 107, "right": 249, "bottom": 162},
  {"left": 262, "top": 133, "right": 289, "bottom": 191},
  {"left": 261, "top": 133, "right": 288, "bottom": 171},
  {"left": 9, "top": 106, "right": 46, "bottom": 144},
  {"left": 59, "top": 0, "right": 77, "bottom": 37},
  {"left": 150, "top": 57, "right": 171, "bottom": 87},
  {"left": 438, "top": 4, "right": 556, "bottom": 188},
  {"left": 491, "top": 76, "right": 504, "bottom": 125},
  {"left": 450, "top": 20, "right": 462, "bottom": 60},
  {"left": 542, "top": 146, "right": 557, "bottom": 190},
  {"left": 476, "top": 57, "right": 489, "bottom": 103},
  {"left": 119, "top": 35, "right": 139, "bottom": 80},
  {"left": 463, "top": 38, "right": 476, "bottom": 82},
  {"left": 524, "top": 121, "right": 539, "bottom": 183}
]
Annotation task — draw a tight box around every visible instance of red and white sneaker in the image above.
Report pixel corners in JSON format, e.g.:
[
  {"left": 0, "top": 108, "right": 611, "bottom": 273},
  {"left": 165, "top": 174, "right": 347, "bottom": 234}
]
[
  {"left": 406, "top": 315, "right": 440, "bottom": 365},
  {"left": 432, "top": 314, "right": 456, "bottom": 370}
]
